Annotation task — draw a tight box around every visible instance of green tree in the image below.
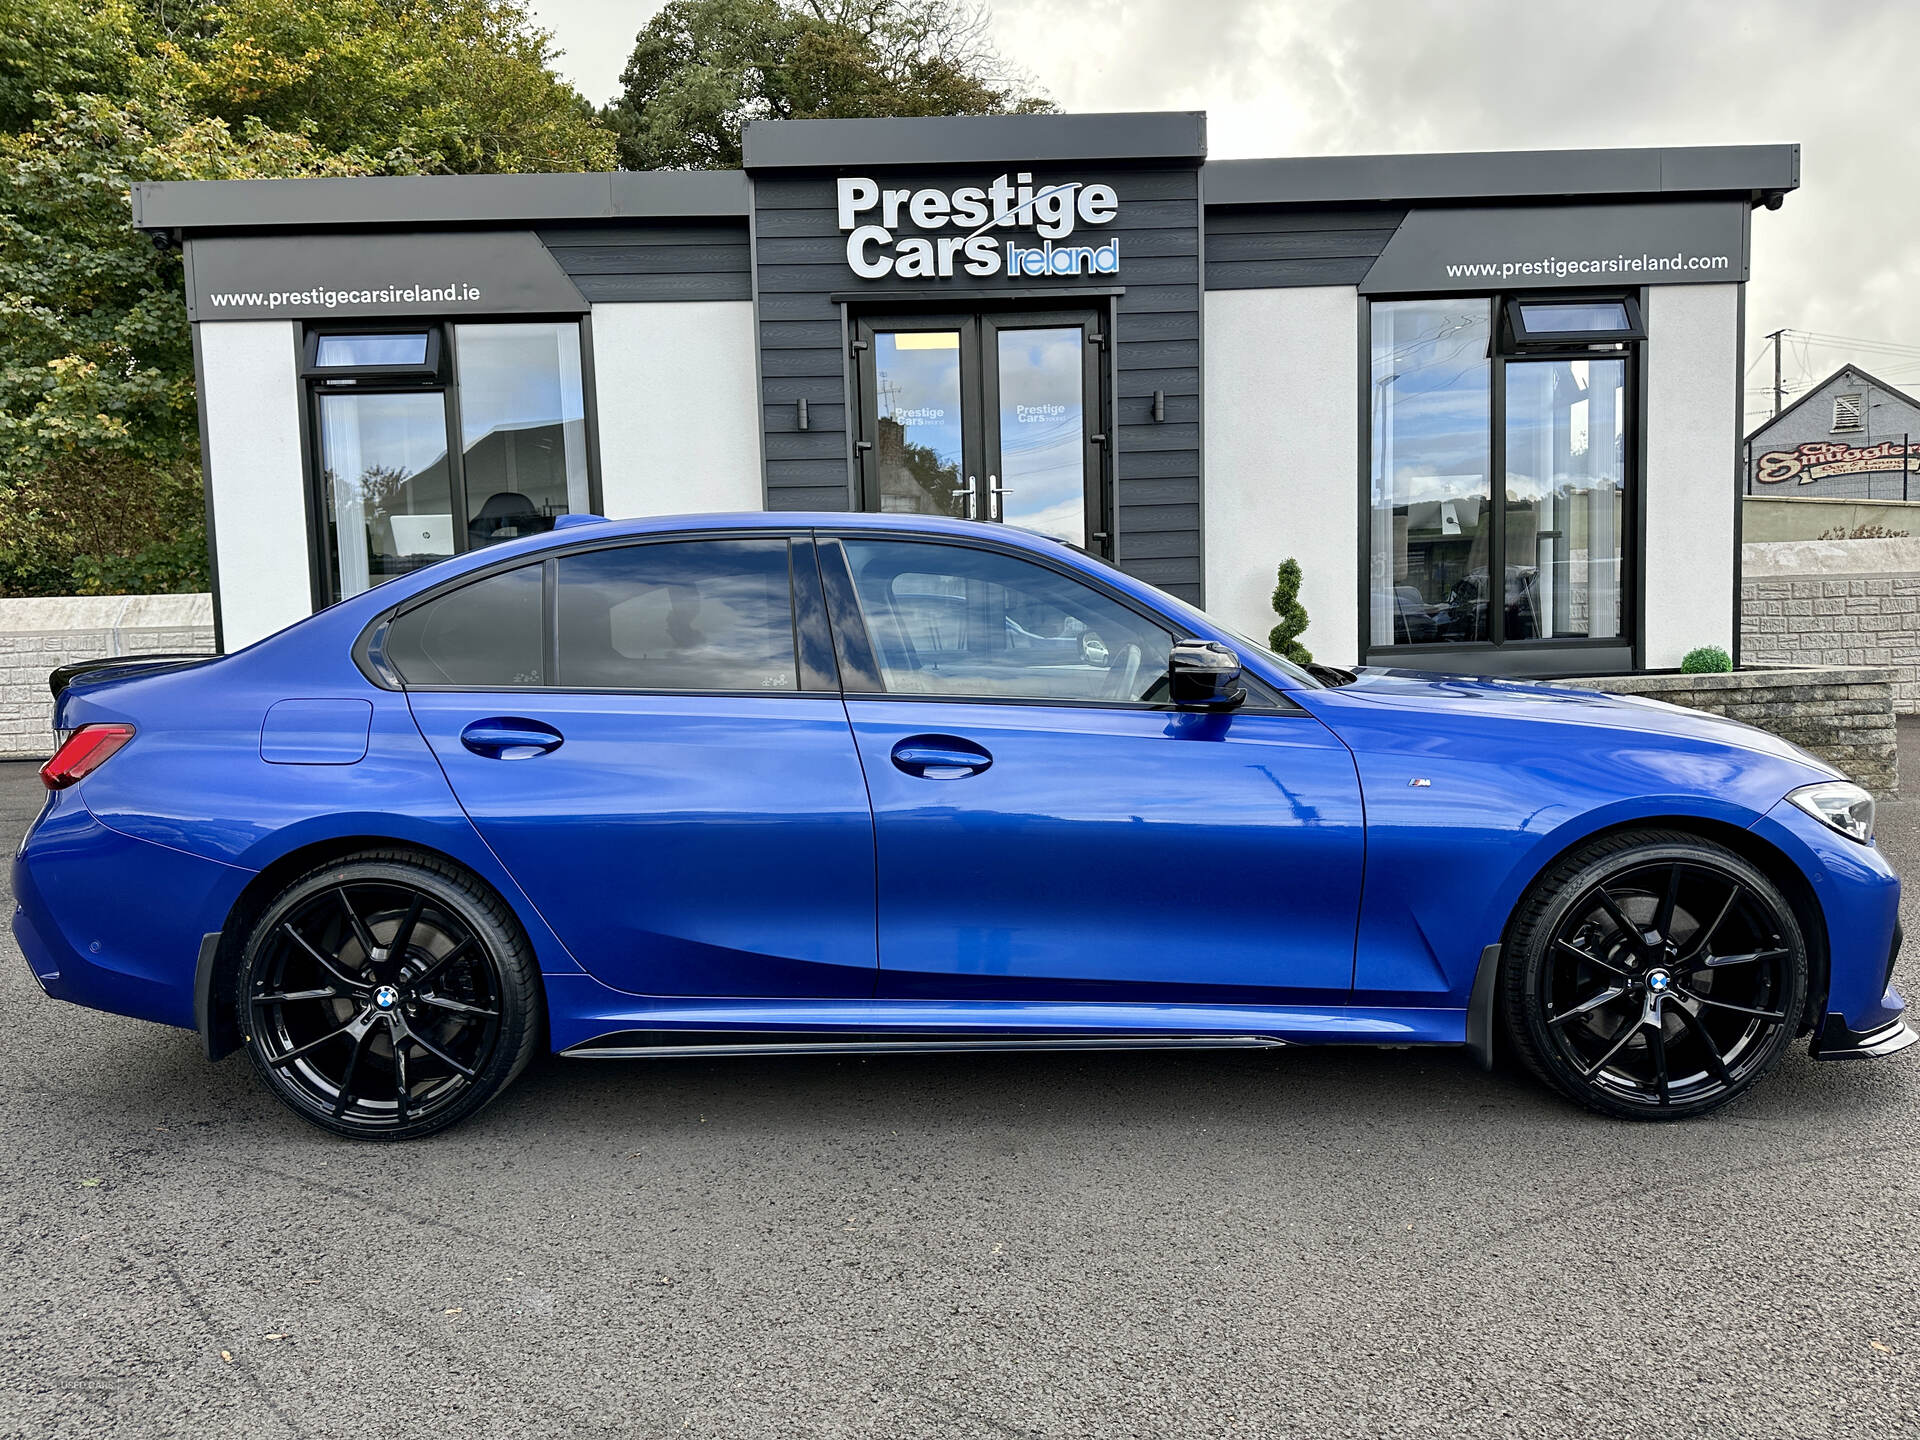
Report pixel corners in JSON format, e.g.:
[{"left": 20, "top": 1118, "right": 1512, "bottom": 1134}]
[
  {"left": 1269, "top": 558, "right": 1311, "bottom": 666},
  {"left": 152, "top": 0, "right": 615, "bottom": 173},
  {"left": 0, "top": 0, "right": 616, "bottom": 597},
  {"left": 608, "top": 0, "right": 1052, "bottom": 171}
]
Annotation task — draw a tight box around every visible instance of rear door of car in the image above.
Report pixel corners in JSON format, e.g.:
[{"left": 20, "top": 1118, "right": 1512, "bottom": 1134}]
[{"left": 394, "top": 533, "right": 879, "bottom": 998}]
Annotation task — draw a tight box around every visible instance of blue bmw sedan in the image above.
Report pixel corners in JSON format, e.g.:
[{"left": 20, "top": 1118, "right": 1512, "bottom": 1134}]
[{"left": 14, "top": 514, "right": 1913, "bottom": 1138}]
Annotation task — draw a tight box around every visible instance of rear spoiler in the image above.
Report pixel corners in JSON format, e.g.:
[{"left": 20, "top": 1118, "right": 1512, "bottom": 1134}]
[{"left": 48, "top": 653, "right": 212, "bottom": 701}]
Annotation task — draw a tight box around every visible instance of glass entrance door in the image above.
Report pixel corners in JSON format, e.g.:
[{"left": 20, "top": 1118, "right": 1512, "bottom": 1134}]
[{"left": 855, "top": 311, "right": 1106, "bottom": 553}]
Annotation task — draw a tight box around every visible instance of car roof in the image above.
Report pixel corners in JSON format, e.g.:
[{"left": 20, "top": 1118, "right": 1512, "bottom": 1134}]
[{"left": 310, "top": 511, "right": 1091, "bottom": 627}]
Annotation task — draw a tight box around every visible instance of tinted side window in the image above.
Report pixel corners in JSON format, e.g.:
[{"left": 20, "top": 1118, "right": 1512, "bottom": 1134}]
[
  {"left": 839, "top": 540, "right": 1172, "bottom": 703},
  {"left": 387, "top": 562, "right": 544, "bottom": 687},
  {"left": 556, "top": 539, "right": 798, "bottom": 691}
]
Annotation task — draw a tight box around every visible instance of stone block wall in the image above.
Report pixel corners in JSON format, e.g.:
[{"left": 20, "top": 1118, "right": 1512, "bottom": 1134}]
[
  {"left": 1742, "top": 539, "right": 1920, "bottom": 713},
  {"left": 1561, "top": 666, "right": 1899, "bottom": 797},
  {"left": 0, "top": 595, "right": 215, "bottom": 760}
]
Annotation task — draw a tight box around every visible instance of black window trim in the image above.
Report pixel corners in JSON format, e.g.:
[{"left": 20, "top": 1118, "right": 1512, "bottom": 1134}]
[
  {"left": 355, "top": 525, "right": 1304, "bottom": 713},
  {"left": 303, "top": 315, "right": 604, "bottom": 610},
  {"left": 1501, "top": 293, "right": 1645, "bottom": 351},
  {"left": 358, "top": 528, "right": 839, "bottom": 699},
  {"left": 1362, "top": 290, "right": 1645, "bottom": 669},
  {"left": 302, "top": 324, "right": 444, "bottom": 383}
]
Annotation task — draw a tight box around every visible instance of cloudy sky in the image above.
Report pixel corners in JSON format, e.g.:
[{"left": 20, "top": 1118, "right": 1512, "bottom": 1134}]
[{"left": 531, "top": 0, "right": 1920, "bottom": 430}]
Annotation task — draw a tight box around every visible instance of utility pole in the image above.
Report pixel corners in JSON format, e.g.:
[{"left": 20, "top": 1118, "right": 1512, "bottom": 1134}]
[{"left": 1766, "top": 328, "right": 1786, "bottom": 418}]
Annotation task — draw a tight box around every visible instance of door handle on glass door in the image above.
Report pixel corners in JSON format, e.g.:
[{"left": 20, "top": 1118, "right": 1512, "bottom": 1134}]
[
  {"left": 460, "top": 717, "right": 564, "bottom": 760},
  {"left": 890, "top": 735, "right": 993, "bottom": 779},
  {"left": 988, "top": 474, "right": 1009, "bottom": 522},
  {"left": 951, "top": 475, "right": 978, "bottom": 520}
]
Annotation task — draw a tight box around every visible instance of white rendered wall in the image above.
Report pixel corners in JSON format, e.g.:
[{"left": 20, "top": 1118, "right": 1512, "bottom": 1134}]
[
  {"left": 1203, "top": 287, "right": 1360, "bottom": 664},
  {"left": 1643, "top": 284, "right": 1740, "bottom": 668},
  {"left": 199, "top": 321, "right": 311, "bottom": 649},
  {"left": 590, "top": 301, "right": 765, "bottom": 517}
]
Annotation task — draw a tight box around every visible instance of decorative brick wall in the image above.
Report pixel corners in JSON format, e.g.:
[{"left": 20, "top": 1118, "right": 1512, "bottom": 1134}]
[
  {"left": 0, "top": 595, "right": 215, "bottom": 760},
  {"left": 1561, "top": 666, "right": 1899, "bottom": 797}
]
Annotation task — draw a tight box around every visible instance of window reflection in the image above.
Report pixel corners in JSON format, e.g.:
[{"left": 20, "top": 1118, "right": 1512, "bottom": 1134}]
[
  {"left": 842, "top": 539, "right": 1172, "bottom": 703},
  {"left": 1506, "top": 359, "right": 1625, "bottom": 639},
  {"left": 555, "top": 540, "right": 797, "bottom": 691},
  {"left": 453, "top": 322, "right": 590, "bottom": 549},
  {"left": 996, "top": 327, "right": 1087, "bottom": 545},
  {"left": 874, "top": 331, "right": 966, "bottom": 517},
  {"left": 318, "top": 390, "right": 454, "bottom": 597},
  {"left": 1516, "top": 302, "right": 1630, "bottom": 336},
  {"left": 315, "top": 333, "right": 430, "bottom": 368},
  {"left": 1369, "top": 299, "right": 1493, "bottom": 646}
]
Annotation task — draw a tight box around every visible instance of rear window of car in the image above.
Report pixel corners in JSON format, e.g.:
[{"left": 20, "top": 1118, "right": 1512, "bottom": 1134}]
[
  {"left": 386, "top": 562, "right": 544, "bottom": 687},
  {"left": 555, "top": 540, "right": 797, "bottom": 691}
]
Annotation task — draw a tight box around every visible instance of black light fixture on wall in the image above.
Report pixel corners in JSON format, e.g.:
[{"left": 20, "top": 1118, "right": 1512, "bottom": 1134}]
[
  {"left": 797, "top": 398, "right": 810, "bottom": 431},
  {"left": 1152, "top": 390, "right": 1165, "bottom": 423}
]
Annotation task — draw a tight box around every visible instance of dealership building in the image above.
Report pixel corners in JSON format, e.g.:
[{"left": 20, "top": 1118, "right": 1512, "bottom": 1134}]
[{"left": 131, "top": 113, "right": 1797, "bottom": 675}]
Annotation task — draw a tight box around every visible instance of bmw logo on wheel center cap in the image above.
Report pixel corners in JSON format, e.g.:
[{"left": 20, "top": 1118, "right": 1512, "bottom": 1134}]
[
  {"left": 373, "top": 984, "right": 401, "bottom": 1010},
  {"left": 1646, "top": 969, "right": 1672, "bottom": 994}
]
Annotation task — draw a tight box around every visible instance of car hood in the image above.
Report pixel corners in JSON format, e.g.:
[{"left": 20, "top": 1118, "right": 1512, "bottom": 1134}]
[{"left": 1300, "top": 667, "right": 1842, "bottom": 779}]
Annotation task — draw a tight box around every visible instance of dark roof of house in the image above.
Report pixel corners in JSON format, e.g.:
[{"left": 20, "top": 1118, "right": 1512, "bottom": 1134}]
[{"left": 1747, "top": 362, "right": 1920, "bottom": 443}]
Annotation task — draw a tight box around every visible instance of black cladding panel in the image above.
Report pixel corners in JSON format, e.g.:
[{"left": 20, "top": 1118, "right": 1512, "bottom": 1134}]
[{"left": 751, "top": 164, "right": 1204, "bottom": 602}]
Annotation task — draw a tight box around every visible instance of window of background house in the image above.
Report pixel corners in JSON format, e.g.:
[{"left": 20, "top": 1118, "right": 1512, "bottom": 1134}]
[
  {"left": 1369, "top": 299, "right": 1494, "bottom": 647},
  {"left": 454, "top": 323, "right": 590, "bottom": 549},
  {"left": 1369, "top": 294, "right": 1636, "bottom": 654},
  {"left": 312, "top": 321, "right": 594, "bottom": 605}
]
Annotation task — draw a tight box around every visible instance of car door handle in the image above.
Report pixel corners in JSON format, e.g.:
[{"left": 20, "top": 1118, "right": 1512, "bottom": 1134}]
[
  {"left": 891, "top": 735, "right": 992, "bottom": 779},
  {"left": 460, "top": 717, "right": 564, "bottom": 760}
]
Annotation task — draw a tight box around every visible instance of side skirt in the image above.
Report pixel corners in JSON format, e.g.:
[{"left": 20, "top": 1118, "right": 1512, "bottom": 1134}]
[
  {"left": 564, "top": 1033, "right": 1287, "bottom": 1060},
  {"left": 540, "top": 978, "right": 1471, "bottom": 1055}
]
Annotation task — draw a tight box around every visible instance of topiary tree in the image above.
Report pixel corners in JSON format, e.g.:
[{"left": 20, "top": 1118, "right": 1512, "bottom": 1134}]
[
  {"left": 1680, "top": 645, "right": 1733, "bottom": 674},
  {"left": 1268, "top": 558, "right": 1311, "bottom": 665}
]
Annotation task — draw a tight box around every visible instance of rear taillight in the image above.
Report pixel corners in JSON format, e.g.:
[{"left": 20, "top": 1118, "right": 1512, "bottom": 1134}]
[{"left": 41, "top": 723, "right": 135, "bottom": 790}]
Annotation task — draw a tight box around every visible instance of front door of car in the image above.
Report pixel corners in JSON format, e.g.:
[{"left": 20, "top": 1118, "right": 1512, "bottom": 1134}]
[
  {"left": 817, "top": 535, "right": 1365, "bottom": 1003},
  {"left": 394, "top": 534, "right": 879, "bottom": 998}
]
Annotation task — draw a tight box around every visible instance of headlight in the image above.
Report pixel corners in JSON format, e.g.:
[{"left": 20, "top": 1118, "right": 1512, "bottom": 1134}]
[{"left": 1787, "top": 780, "right": 1876, "bottom": 844}]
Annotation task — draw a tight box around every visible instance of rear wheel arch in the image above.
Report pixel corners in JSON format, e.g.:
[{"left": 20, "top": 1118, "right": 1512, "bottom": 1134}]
[{"left": 200, "top": 837, "right": 545, "bottom": 1062}]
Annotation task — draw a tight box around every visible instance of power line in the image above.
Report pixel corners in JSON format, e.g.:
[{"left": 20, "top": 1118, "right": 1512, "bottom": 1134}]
[{"left": 1758, "top": 328, "right": 1920, "bottom": 363}]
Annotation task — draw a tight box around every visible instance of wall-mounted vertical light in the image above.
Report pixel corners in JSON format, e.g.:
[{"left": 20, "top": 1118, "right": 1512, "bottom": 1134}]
[
  {"left": 1152, "top": 390, "right": 1165, "bottom": 423},
  {"left": 797, "top": 398, "right": 810, "bottom": 431}
]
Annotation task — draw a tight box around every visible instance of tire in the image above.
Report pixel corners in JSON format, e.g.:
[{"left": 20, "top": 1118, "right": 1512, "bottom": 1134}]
[
  {"left": 1500, "top": 829, "right": 1807, "bottom": 1121},
  {"left": 234, "top": 850, "right": 544, "bottom": 1141}
]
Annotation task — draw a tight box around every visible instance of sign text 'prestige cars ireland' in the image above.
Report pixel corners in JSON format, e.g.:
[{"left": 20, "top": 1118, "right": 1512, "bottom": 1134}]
[{"left": 838, "top": 175, "right": 1121, "bottom": 281}]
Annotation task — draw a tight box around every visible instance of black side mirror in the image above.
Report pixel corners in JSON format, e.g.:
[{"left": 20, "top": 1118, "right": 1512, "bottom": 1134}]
[{"left": 1168, "top": 640, "right": 1244, "bottom": 708}]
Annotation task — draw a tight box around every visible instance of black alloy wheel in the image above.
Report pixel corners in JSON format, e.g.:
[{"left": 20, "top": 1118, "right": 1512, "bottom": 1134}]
[
  {"left": 1502, "top": 831, "right": 1808, "bottom": 1120},
  {"left": 237, "top": 852, "right": 542, "bottom": 1140}
]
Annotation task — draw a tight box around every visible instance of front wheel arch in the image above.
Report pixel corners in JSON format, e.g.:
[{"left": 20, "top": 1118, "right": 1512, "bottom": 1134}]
[
  {"left": 1492, "top": 815, "right": 1830, "bottom": 1041},
  {"left": 1497, "top": 827, "right": 1810, "bottom": 1117}
]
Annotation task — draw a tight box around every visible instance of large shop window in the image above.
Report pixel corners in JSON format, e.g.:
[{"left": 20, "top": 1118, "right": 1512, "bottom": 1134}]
[
  {"left": 308, "top": 321, "right": 592, "bottom": 603},
  {"left": 1368, "top": 297, "right": 1634, "bottom": 656}
]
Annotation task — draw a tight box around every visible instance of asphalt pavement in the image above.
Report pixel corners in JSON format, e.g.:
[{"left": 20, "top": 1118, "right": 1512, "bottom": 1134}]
[{"left": 6, "top": 735, "right": 1920, "bottom": 1439}]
